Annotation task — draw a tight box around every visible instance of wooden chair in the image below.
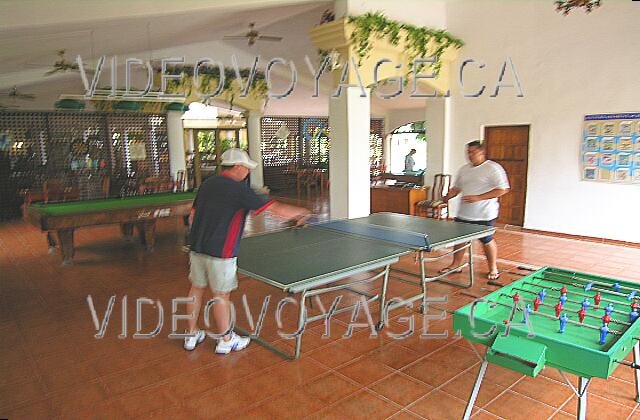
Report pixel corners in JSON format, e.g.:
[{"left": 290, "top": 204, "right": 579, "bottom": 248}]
[
  {"left": 175, "top": 170, "right": 186, "bottom": 192},
  {"left": 317, "top": 169, "right": 329, "bottom": 194},
  {"left": 138, "top": 177, "right": 158, "bottom": 195},
  {"left": 43, "top": 179, "right": 80, "bottom": 203},
  {"left": 283, "top": 161, "right": 299, "bottom": 191},
  {"left": 298, "top": 170, "right": 317, "bottom": 196},
  {"left": 138, "top": 177, "right": 174, "bottom": 194},
  {"left": 415, "top": 174, "right": 451, "bottom": 220}
]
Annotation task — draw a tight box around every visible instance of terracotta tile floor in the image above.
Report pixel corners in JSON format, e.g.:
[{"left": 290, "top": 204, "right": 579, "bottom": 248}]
[{"left": 1, "top": 193, "right": 640, "bottom": 419}]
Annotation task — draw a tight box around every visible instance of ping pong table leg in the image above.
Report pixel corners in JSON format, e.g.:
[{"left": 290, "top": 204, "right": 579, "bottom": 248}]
[
  {"left": 468, "top": 241, "right": 475, "bottom": 288},
  {"left": 419, "top": 251, "right": 427, "bottom": 314},
  {"left": 376, "top": 264, "right": 391, "bottom": 330},
  {"left": 463, "top": 358, "right": 488, "bottom": 420},
  {"left": 294, "top": 291, "right": 308, "bottom": 359}
]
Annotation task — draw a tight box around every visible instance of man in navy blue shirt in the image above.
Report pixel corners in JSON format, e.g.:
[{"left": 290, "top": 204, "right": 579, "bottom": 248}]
[{"left": 184, "top": 148, "right": 311, "bottom": 354}]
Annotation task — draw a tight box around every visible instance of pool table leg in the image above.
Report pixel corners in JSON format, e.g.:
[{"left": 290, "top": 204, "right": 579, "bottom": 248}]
[
  {"left": 136, "top": 220, "right": 157, "bottom": 251},
  {"left": 121, "top": 223, "right": 135, "bottom": 241},
  {"left": 46, "top": 232, "right": 57, "bottom": 252},
  {"left": 56, "top": 229, "right": 75, "bottom": 265}
]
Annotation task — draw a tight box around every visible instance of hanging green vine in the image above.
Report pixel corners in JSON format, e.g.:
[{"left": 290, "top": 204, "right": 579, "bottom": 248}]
[
  {"left": 347, "top": 12, "right": 464, "bottom": 77},
  {"left": 163, "top": 64, "right": 268, "bottom": 101},
  {"left": 92, "top": 65, "right": 268, "bottom": 111}
]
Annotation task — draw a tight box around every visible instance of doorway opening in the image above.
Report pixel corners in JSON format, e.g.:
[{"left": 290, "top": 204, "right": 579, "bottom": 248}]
[
  {"left": 484, "top": 125, "right": 530, "bottom": 226},
  {"left": 389, "top": 121, "right": 426, "bottom": 173}
]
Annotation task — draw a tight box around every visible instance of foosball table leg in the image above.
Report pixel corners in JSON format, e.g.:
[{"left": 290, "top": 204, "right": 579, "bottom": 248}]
[
  {"left": 463, "top": 358, "right": 488, "bottom": 420},
  {"left": 634, "top": 341, "right": 640, "bottom": 403},
  {"left": 577, "top": 377, "right": 589, "bottom": 420}
]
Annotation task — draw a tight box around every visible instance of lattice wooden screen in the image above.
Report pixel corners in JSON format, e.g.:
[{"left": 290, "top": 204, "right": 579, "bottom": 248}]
[
  {"left": 0, "top": 111, "right": 168, "bottom": 219},
  {"left": 260, "top": 116, "right": 384, "bottom": 191},
  {"left": 370, "top": 119, "right": 385, "bottom": 176}
]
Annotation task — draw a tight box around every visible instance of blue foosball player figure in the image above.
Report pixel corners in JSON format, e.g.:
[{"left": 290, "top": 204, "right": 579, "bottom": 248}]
[
  {"left": 606, "top": 303, "right": 614, "bottom": 316},
  {"left": 599, "top": 324, "right": 610, "bottom": 345},
  {"left": 522, "top": 304, "right": 533, "bottom": 323},
  {"left": 559, "top": 313, "right": 568, "bottom": 333},
  {"left": 538, "top": 289, "right": 547, "bottom": 302}
]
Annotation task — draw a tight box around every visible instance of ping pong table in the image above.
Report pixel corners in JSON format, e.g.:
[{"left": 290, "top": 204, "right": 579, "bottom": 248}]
[{"left": 237, "top": 212, "right": 495, "bottom": 359}]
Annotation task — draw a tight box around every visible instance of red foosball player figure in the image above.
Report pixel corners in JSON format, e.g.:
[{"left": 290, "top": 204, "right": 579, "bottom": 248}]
[
  {"left": 602, "top": 314, "right": 612, "bottom": 325},
  {"left": 512, "top": 292, "right": 520, "bottom": 304},
  {"left": 533, "top": 296, "right": 541, "bottom": 312},
  {"left": 593, "top": 292, "right": 602, "bottom": 308},
  {"left": 578, "top": 308, "right": 587, "bottom": 323},
  {"left": 560, "top": 286, "right": 568, "bottom": 295},
  {"left": 555, "top": 302, "right": 563, "bottom": 317},
  {"left": 631, "top": 301, "right": 639, "bottom": 312}
]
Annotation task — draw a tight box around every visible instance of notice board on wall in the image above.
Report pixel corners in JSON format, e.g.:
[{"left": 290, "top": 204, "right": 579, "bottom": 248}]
[{"left": 581, "top": 113, "right": 640, "bottom": 184}]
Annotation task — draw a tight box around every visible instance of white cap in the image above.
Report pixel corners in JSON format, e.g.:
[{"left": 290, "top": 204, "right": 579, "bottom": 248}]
[{"left": 220, "top": 148, "right": 258, "bottom": 170}]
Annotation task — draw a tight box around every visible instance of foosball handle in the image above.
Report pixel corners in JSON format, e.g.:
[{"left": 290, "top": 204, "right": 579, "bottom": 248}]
[{"left": 616, "top": 359, "right": 640, "bottom": 370}]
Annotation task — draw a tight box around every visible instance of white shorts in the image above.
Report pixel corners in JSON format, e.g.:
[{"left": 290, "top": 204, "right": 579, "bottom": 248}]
[{"left": 189, "top": 252, "right": 238, "bottom": 293}]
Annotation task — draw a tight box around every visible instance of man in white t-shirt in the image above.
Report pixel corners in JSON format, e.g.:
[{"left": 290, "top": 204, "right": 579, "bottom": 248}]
[{"left": 442, "top": 140, "right": 510, "bottom": 281}]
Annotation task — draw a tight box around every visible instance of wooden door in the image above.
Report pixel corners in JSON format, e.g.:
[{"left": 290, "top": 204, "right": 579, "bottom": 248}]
[{"left": 484, "top": 125, "right": 529, "bottom": 226}]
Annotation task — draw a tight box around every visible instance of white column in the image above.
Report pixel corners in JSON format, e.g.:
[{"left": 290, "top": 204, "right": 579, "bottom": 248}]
[
  {"left": 443, "top": 96, "right": 458, "bottom": 216},
  {"left": 166, "top": 111, "right": 186, "bottom": 181},
  {"left": 247, "top": 111, "right": 265, "bottom": 191},
  {"left": 424, "top": 97, "right": 447, "bottom": 189},
  {"left": 329, "top": 86, "right": 371, "bottom": 219}
]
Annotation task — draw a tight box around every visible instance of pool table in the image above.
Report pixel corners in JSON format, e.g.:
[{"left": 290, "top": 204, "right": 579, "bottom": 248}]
[{"left": 26, "top": 192, "right": 196, "bottom": 264}]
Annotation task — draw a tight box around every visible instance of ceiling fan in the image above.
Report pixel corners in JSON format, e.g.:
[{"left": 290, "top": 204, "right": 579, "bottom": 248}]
[
  {"left": 45, "top": 49, "right": 80, "bottom": 76},
  {"left": 223, "top": 22, "right": 283, "bottom": 46},
  {"left": 0, "top": 86, "right": 35, "bottom": 100}
]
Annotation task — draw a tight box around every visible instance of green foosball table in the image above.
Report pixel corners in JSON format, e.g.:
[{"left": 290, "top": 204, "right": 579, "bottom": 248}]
[
  {"left": 453, "top": 267, "right": 640, "bottom": 420},
  {"left": 26, "top": 192, "right": 195, "bottom": 264}
]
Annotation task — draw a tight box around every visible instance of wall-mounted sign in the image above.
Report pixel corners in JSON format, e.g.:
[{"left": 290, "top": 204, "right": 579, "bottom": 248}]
[{"left": 581, "top": 113, "right": 640, "bottom": 184}]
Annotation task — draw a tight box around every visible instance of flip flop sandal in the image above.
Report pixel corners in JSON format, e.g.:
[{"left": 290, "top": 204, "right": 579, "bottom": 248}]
[
  {"left": 487, "top": 272, "right": 501, "bottom": 281},
  {"left": 438, "top": 267, "right": 463, "bottom": 275}
]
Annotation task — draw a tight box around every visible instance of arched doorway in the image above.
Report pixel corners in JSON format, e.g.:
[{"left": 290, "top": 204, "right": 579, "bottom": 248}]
[{"left": 388, "top": 121, "right": 426, "bottom": 173}]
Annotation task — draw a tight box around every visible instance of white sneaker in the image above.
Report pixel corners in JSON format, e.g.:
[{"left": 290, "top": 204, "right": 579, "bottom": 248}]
[
  {"left": 183, "top": 330, "right": 205, "bottom": 351},
  {"left": 215, "top": 332, "right": 250, "bottom": 354}
]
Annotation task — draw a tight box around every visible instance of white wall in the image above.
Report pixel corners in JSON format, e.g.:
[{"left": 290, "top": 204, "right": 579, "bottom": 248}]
[
  {"left": 445, "top": 0, "right": 640, "bottom": 242},
  {"left": 263, "top": 78, "right": 330, "bottom": 116},
  {"left": 425, "top": 98, "right": 446, "bottom": 189},
  {"left": 386, "top": 107, "right": 426, "bottom": 137},
  {"left": 339, "top": 0, "right": 447, "bottom": 28}
]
